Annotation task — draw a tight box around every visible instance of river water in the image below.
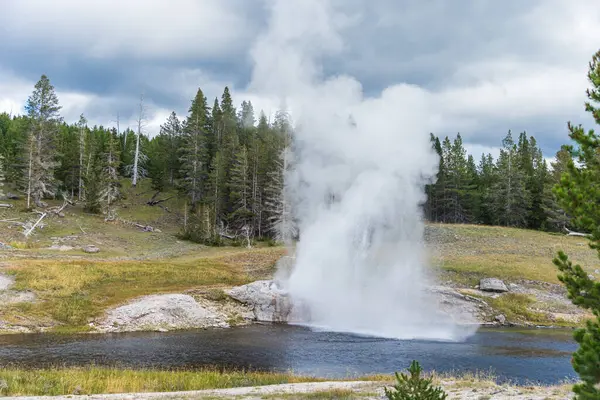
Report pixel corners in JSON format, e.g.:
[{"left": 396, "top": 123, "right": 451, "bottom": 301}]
[{"left": 0, "top": 325, "right": 577, "bottom": 385}]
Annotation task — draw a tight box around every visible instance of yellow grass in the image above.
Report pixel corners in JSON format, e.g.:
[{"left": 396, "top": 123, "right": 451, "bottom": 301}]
[
  {"left": 1, "top": 247, "right": 284, "bottom": 329},
  {"left": 0, "top": 366, "right": 322, "bottom": 397},
  {"left": 430, "top": 224, "right": 600, "bottom": 285}
]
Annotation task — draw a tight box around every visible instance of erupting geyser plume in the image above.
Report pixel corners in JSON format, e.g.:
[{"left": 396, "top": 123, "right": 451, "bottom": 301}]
[{"left": 249, "top": 0, "right": 476, "bottom": 341}]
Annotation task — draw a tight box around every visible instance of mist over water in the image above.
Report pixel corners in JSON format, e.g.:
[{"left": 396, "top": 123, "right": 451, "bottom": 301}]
[{"left": 250, "top": 0, "right": 476, "bottom": 341}]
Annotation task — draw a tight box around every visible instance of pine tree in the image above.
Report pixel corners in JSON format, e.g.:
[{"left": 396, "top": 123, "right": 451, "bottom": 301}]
[
  {"left": 84, "top": 153, "right": 102, "bottom": 213},
  {"left": 147, "top": 112, "right": 181, "bottom": 192},
  {"left": 424, "top": 133, "right": 440, "bottom": 221},
  {"left": 430, "top": 135, "right": 445, "bottom": 222},
  {"left": 252, "top": 112, "right": 272, "bottom": 237},
  {"left": 262, "top": 109, "right": 296, "bottom": 241},
  {"left": 100, "top": 128, "right": 121, "bottom": 214},
  {"left": 552, "top": 49, "right": 600, "bottom": 400},
  {"left": 440, "top": 134, "right": 470, "bottom": 223},
  {"left": 77, "top": 114, "right": 87, "bottom": 200},
  {"left": 543, "top": 146, "right": 572, "bottom": 231},
  {"left": 220, "top": 87, "right": 240, "bottom": 218},
  {"left": 180, "top": 88, "right": 210, "bottom": 207},
  {"left": 528, "top": 140, "right": 548, "bottom": 229},
  {"left": 238, "top": 100, "right": 256, "bottom": 148},
  {"left": 265, "top": 145, "right": 296, "bottom": 243},
  {"left": 1, "top": 115, "right": 28, "bottom": 187},
  {"left": 229, "top": 145, "right": 253, "bottom": 231},
  {"left": 0, "top": 152, "right": 5, "bottom": 199},
  {"left": 210, "top": 98, "right": 221, "bottom": 160},
  {"left": 160, "top": 111, "right": 181, "bottom": 185},
  {"left": 24, "top": 74, "right": 62, "bottom": 208},
  {"left": 492, "top": 131, "right": 529, "bottom": 227},
  {"left": 208, "top": 150, "right": 227, "bottom": 236},
  {"left": 384, "top": 361, "right": 448, "bottom": 400},
  {"left": 463, "top": 154, "right": 480, "bottom": 220}
]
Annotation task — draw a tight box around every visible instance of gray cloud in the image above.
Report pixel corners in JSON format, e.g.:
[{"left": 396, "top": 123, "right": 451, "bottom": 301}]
[{"left": 1, "top": 0, "right": 598, "bottom": 157}]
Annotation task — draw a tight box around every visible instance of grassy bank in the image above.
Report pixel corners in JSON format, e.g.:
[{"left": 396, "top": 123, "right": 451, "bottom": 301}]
[
  {"left": 0, "top": 367, "right": 326, "bottom": 397},
  {"left": 0, "top": 247, "right": 283, "bottom": 331},
  {"left": 0, "top": 366, "right": 573, "bottom": 398},
  {"left": 429, "top": 224, "right": 599, "bottom": 286},
  {"left": 2, "top": 184, "right": 598, "bottom": 331}
]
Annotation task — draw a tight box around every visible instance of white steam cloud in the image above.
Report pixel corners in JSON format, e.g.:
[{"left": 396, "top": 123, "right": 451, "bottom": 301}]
[{"left": 250, "top": 0, "right": 475, "bottom": 341}]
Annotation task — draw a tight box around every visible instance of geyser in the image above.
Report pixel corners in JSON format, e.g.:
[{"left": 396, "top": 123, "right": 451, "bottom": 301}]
[{"left": 250, "top": 0, "right": 476, "bottom": 341}]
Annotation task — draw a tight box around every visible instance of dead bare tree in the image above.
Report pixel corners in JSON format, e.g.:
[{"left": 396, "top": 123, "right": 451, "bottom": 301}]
[{"left": 132, "top": 93, "right": 146, "bottom": 187}]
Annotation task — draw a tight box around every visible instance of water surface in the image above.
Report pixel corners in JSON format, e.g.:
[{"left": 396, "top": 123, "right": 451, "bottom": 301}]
[{"left": 0, "top": 325, "right": 577, "bottom": 385}]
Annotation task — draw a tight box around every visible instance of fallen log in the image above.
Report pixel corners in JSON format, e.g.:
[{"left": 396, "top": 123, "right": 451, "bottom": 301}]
[
  {"left": 147, "top": 195, "right": 174, "bottom": 206},
  {"left": 564, "top": 227, "right": 591, "bottom": 237},
  {"left": 0, "top": 203, "right": 13, "bottom": 208},
  {"left": 23, "top": 212, "right": 47, "bottom": 237}
]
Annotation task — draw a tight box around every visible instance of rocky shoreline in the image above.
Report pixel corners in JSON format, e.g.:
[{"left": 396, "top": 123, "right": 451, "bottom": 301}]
[{"left": 0, "top": 271, "right": 587, "bottom": 334}]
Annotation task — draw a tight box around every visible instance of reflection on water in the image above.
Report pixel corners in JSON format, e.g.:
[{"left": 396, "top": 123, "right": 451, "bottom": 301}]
[{"left": 0, "top": 325, "right": 577, "bottom": 385}]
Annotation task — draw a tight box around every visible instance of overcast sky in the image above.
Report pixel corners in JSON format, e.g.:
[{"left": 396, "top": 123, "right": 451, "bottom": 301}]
[{"left": 1, "top": 0, "right": 599, "bottom": 159}]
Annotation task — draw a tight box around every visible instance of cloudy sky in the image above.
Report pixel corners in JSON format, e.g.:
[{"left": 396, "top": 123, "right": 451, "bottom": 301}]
[{"left": 1, "top": 0, "right": 599, "bottom": 158}]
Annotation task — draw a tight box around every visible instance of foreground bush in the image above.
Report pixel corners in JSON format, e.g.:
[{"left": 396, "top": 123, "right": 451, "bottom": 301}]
[
  {"left": 553, "top": 48, "right": 600, "bottom": 400},
  {"left": 384, "top": 361, "right": 447, "bottom": 400}
]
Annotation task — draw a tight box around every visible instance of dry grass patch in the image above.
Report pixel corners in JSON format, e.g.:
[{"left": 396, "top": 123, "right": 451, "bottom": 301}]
[
  {"left": 429, "top": 224, "right": 600, "bottom": 285},
  {"left": 0, "top": 366, "right": 322, "bottom": 397},
  {"left": 1, "top": 248, "right": 279, "bottom": 329}
]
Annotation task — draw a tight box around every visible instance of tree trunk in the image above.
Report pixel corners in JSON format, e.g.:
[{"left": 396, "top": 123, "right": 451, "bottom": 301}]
[{"left": 26, "top": 138, "right": 33, "bottom": 209}]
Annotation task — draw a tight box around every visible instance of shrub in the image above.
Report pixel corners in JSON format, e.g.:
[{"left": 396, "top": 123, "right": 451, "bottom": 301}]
[
  {"left": 553, "top": 48, "right": 600, "bottom": 400},
  {"left": 384, "top": 361, "right": 447, "bottom": 400},
  {"left": 203, "top": 288, "right": 228, "bottom": 302}
]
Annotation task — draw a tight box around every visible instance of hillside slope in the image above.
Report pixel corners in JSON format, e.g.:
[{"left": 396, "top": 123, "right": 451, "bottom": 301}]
[{"left": 0, "top": 184, "right": 597, "bottom": 332}]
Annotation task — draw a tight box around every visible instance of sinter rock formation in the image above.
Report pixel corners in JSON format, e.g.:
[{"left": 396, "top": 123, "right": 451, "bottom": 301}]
[{"left": 95, "top": 294, "right": 229, "bottom": 332}]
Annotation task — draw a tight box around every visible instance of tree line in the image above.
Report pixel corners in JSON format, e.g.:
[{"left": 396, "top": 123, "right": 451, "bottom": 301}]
[
  {"left": 0, "top": 75, "right": 291, "bottom": 244},
  {"left": 424, "top": 131, "right": 571, "bottom": 231},
  {"left": 0, "top": 74, "right": 576, "bottom": 245}
]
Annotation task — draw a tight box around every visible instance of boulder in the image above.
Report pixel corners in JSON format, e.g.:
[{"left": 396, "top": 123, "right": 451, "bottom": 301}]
[
  {"left": 49, "top": 245, "right": 75, "bottom": 251},
  {"left": 0, "top": 273, "right": 36, "bottom": 304},
  {"left": 428, "top": 286, "right": 489, "bottom": 325},
  {"left": 479, "top": 278, "right": 509, "bottom": 293},
  {"left": 95, "top": 294, "right": 227, "bottom": 333},
  {"left": 82, "top": 245, "right": 100, "bottom": 254},
  {"left": 0, "top": 274, "right": 14, "bottom": 291},
  {"left": 0, "top": 290, "right": 36, "bottom": 304},
  {"left": 227, "top": 280, "right": 297, "bottom": 323},
  {"left": 495, "top": 314, "right": 507, "bottom": 325}
]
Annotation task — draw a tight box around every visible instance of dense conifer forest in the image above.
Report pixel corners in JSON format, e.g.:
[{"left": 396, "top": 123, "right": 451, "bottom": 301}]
[{"left": 0, "top": 75, "right": 574, "bottom": 245}]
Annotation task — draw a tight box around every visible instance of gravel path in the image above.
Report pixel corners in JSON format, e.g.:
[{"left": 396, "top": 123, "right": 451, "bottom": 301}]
[
  {"left": 0, "top": 380, "right": 574, "bottom": 400},
  {"left": 0, "top": 381, "right": 377, "bottom": 400}
]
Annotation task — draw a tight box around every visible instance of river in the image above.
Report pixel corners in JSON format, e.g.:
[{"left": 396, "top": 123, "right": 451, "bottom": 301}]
[{"left": 0, "top": 325, "right": 577, "bottom": 385}]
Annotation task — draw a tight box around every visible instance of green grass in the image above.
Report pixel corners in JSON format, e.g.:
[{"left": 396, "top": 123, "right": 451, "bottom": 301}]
[
  {"left": 430, "top": 223, "right": 599, "bottom": 285},
  {"left": 486, "top": 293, "right": 549, "bottom": 325},
  {"left": 1, "top": 247, "right": 284, "bottom": 331},
  {"left": 0, "top": 367, "right": 323, "bottom": 397},
  {"left": 0, "top": 366, "right": 573, "bottom": 398}
]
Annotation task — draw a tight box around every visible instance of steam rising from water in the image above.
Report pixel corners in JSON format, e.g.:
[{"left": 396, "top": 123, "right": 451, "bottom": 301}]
[{"left": 250, "top": 0, "right": 476, "bottom": 341}]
